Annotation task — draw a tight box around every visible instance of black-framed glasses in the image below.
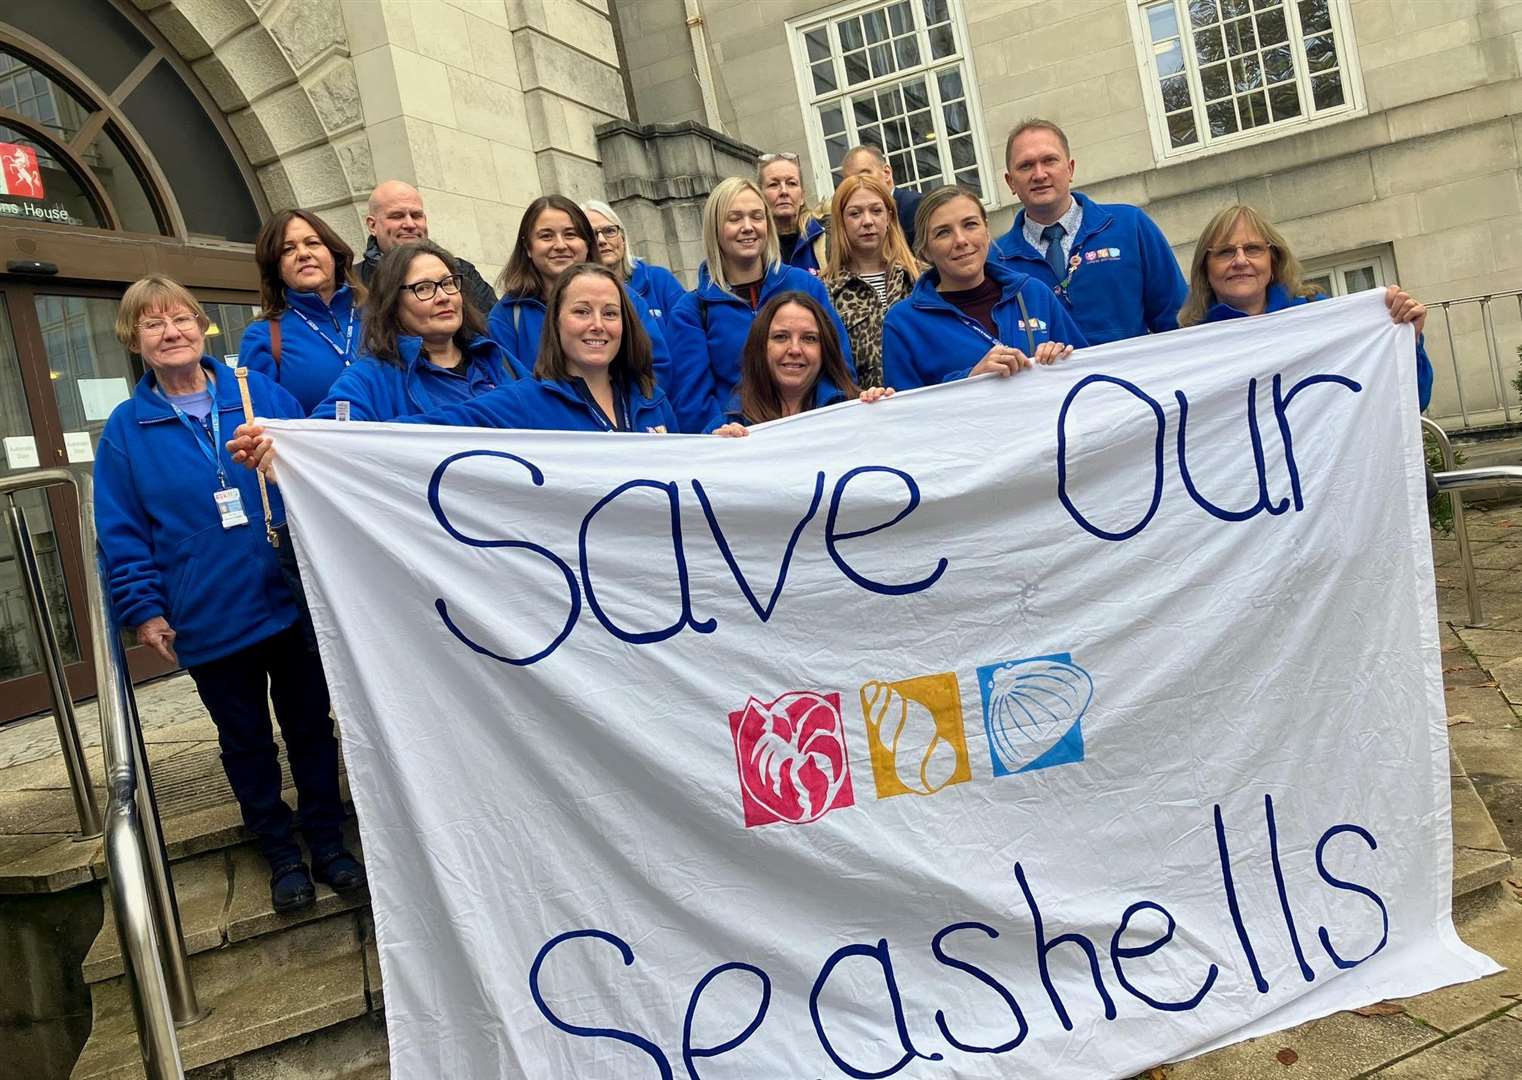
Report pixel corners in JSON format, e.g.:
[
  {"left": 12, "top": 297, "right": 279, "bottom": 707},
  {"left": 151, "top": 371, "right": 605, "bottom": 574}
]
[
  {"left": 594, "top": 225, "right": 623, "bottom": 240},
  {"left": 403, "top": 274, "right": 463, "bottom": 301},
  {"left": 1207, "top": 242, "right": 1273, "bottom": 263}
]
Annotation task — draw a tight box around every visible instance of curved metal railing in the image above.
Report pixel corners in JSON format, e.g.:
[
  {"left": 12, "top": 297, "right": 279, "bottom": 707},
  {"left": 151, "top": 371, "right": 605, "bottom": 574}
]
[{"left": 2, "top": 468, "right": 197, "bottom": 1079}]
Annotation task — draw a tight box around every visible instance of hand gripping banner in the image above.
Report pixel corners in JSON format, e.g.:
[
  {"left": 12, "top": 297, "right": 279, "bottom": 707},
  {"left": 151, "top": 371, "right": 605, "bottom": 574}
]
[{"left": 268, "top": 290, "right": 1499, "bottom": 1079}]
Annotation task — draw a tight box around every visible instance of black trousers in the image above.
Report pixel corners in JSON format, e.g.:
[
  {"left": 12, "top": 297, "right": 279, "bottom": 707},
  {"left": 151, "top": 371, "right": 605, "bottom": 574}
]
[{"left": 187, "top": 622, "right": 344, "bottom": 870}]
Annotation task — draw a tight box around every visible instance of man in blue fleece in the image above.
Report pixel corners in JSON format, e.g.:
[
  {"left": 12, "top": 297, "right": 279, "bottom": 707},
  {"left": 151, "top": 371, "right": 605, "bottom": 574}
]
[{"left": 993, "top": 119, "right": 1187, "bottom": 346}]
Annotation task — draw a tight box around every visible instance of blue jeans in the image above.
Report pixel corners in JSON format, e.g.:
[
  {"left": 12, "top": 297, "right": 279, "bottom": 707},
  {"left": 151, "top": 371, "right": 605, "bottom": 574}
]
[{"left": 188, "top": 623, "right": 345, "bottom": 870}]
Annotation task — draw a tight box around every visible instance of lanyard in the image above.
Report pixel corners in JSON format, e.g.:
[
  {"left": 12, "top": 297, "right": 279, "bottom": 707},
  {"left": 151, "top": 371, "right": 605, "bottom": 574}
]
[
  {"left": 291, "top": 304, "right": 357, "bottom": 362},
  {"left": 1052, "top": 250, "right": 1084, "bottom": 307},
  {"left": 946, "top": 305, "right": 1007, "bottom": 351},
  {"left": 163, "top": 388, "right": 228, "bottom": 489},
  {"left": 574, "top": 379, "right": 630, "bottom": 432}
]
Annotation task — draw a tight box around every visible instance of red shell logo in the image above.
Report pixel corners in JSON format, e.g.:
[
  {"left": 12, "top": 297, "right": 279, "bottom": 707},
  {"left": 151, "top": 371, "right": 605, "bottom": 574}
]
[
  {"left": 0, "top": 143, "right": 44, "bottom": 199},
  {"left": 729, "top": 691, "right": 854, "bottom": 827}
]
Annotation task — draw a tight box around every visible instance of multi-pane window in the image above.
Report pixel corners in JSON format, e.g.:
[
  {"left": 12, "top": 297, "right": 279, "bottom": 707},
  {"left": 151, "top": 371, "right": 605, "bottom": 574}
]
[
  {"left": 791, "top": 0, "right": 987, "bottom": 197},
  {"left": 1303, "top": 248, "right": 1393, "bottom": 298},
  {"left": 1139, "top": 0, "right": 1356, "bottom": 156}
]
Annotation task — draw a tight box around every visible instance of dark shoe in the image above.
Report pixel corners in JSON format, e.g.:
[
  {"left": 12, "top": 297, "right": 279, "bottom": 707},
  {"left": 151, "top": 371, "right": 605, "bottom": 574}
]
[
  {"left": 313, "top": 850, "right": 367, "bottom": 894},
  {"left": 271, "top": 862, "right": 315, "bottom": 913}
]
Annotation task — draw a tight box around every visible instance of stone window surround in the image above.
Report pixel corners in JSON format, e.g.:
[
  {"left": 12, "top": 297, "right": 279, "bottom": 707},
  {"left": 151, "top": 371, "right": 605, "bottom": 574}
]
[
  {"left": 783, "top": 0, "right": 994, "bottom": 204},
  {"left": 1303, "top": 242, "right": 1395, "bottom": 298},
  {"left": 1124, "top": 0, "right": 1367, "bottom": 169}
]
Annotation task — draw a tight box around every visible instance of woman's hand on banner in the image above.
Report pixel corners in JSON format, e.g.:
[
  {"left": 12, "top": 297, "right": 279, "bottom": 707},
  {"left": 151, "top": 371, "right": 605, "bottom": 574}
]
[
  {"left": 136, "top": 616, "right": 177, "bottom": 664},
  {"left": 1384, "top": 285, "right": 1426, "bottom": 337},
  {"left": 712, "top": 423, "right": 749, "bottom": 438},
  {"left": 859, "top": 386, "right": 895, "bottom": 404},
  {"left": 1031, "top": 341, "right": 1075, "bottom": 366},
  {"left": 227, "top": 423, "right": 279, "bottom": 482},
  {"left": 969, "top": 345, "right": 1032, "bottom": 378}
]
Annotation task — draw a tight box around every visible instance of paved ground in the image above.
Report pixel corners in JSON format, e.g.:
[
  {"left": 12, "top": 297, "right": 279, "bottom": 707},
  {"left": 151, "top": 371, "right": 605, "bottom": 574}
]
[{"left": 2, "top": 506, "right": 1520, "bottom": 1077}]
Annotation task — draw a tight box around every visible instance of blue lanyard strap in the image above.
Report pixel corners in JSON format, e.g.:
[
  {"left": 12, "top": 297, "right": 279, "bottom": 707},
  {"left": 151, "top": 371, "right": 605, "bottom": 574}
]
[
  {"left": 291, "top": 305, "right": 357, "bottom": 362},
  {"left": 161, "top": 379, "right": 227, "bottom": 488},
  {"left": 947, "top": 307, "right": 1006, "bottom": 351}
]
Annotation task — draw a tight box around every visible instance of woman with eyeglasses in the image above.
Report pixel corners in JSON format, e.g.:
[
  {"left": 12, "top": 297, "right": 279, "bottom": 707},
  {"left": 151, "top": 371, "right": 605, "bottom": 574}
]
[
  {"left": 1178, "top": 205, "right": 1432, "bottom": 409},
  {"left": 882, "top": 185, "right": 1085, "bottom": 391},
  {"left": 309, "top": 241, "right": 525, "bottom": 421},
  {"left": 230, "top": 264, "right": 679, "bottom": 480},
  {"left": 581, "top": 199, "right": 689, "bottom": 322},
  {"left": 491, "top": 196, "right": 674, "bottom": 392},
  {"left": 96, "top": 275, "right": 362, "bottom": 915},
  {"left": 664, "top": 176, "right": 853, "bottom": 433},
  {"left": 241, "top": 209, "right": 366, "bottom": 414}
]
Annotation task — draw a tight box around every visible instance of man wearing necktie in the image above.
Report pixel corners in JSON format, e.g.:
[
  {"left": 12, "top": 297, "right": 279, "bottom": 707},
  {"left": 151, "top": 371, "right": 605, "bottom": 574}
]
[{"left": 992, "top": 119, "right": 1187, "bottom": 347}]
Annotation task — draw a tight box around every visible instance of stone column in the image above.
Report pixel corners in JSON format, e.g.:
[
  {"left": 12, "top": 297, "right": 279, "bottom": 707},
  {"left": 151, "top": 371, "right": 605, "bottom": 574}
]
[{"left": 595, "top": 120, "right": 758, "bottom": 286}]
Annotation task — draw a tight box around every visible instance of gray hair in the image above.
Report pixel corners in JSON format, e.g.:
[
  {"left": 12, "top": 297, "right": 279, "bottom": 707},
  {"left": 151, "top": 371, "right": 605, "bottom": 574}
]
[{"left": 580, "top": 198, "right": 636, "bottom": 276}]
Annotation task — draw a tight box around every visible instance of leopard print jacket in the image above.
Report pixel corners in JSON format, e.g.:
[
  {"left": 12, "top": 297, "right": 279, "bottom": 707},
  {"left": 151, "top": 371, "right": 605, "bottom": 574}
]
[{"left": 826, "top": 265, "right": 915, "bottom": 390}]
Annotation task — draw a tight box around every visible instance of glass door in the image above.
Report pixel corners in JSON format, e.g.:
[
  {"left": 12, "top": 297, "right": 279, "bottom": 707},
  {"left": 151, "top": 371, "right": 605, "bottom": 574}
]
[{"left": 0, "top": 291, "right": 84, "bottom": 719}]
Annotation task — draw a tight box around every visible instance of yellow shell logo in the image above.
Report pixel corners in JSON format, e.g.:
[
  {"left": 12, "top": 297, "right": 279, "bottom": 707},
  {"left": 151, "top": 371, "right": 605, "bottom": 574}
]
[{"left": 860, "top": 673, "right": 972, "bottom": 799}]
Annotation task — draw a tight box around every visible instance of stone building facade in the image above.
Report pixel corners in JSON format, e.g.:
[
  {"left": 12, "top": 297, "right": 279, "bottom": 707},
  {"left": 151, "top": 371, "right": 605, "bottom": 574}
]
[{"left": 615, "top": 0, "right": 1522, "bottom": 431}]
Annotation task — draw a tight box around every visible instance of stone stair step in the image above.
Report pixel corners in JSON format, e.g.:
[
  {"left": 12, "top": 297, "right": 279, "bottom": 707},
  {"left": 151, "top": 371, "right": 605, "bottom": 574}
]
[
  {"left": 82, "top": 834, "right": 367, "bottom": 984},
  {"left": 1451, "top": 747, "right": 1514, "bottom": 900},
  {"left": 70, "top": 911, "right": 373, "bottom": 1080}
]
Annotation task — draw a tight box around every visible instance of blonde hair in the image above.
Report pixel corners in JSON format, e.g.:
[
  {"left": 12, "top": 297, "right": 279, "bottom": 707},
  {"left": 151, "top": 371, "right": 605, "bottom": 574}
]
[
  {"left": 1178, "top": 205, "right": 1320, "bottom": 327},
  {"left": 580, "top": 198, "right": 637, "bottom": 277},
  {"left": 911, "top": 185, "right": 985, "bottom": 265},
  {"left": 114, "top": 275, "right": 209, "bottom": 350},
  {"left": 823, "top": 174, "right": 920, "bottom": 284},
  {"left": 701, "top": 177, "right": 780, "bottom": 293}
]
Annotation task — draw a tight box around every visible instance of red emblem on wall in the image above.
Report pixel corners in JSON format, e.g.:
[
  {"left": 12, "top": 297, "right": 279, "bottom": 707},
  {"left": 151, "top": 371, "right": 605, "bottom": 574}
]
[{"left": 0, "top": 143, "right": 44, "bottom": 199}]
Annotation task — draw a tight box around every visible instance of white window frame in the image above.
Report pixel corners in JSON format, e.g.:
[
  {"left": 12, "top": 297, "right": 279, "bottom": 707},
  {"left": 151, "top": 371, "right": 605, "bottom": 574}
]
[
  {"left": 1302, "top": 245, "right": 1395, "bottom": 297},
  {"left": 1125, "top": 0, "right": 1366, "bottom": 166},
  {"left": 785, "top": 0, "right": 994, "bottom": 204}
]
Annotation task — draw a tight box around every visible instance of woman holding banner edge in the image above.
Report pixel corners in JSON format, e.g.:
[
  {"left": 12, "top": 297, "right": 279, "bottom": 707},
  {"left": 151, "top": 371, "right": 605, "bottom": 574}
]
[
  {"left": 881, "top": 185, "right": 1084, "bottom": 391},
  {"left": 1178, "top": 205, "right": 1433, "bottom": 411}
]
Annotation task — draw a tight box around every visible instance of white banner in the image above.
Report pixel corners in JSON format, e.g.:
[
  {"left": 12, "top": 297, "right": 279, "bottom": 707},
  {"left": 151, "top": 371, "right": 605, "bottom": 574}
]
[{"left": 270, "top": 290, "right": 1499, "bottom": 1080}]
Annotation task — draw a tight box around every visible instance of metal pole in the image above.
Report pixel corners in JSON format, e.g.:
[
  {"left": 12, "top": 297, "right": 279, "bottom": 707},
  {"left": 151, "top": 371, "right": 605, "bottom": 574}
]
[
  {"left": 73, "top": 474, "right": 206, "bottom": 1027},
  {"left": 1423, "top": 419, "right": 1485, "bottom": 627},
  {"left": 1441, "top": 303, "right": 1471, "bottom": 429},
  {"left": 1479, "top": 297, "right": 1512, "bottom": 424},
  {"left": 4, "top": 495, "right": 101, "bottom": 838}
]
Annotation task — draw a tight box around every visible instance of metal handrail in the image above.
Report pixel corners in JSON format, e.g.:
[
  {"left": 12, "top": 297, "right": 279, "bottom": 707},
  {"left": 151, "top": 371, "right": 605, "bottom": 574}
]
[
  {"left": 1423, "top": 420, "right": 1484, "bottom": 627},
  {"left": 1, "top": 473, "right": 99, "bottom": 837},
  {"left": 1428, "top": 290, "right": 1522, "bottom": 431},
  {"left": 1, "top": 468, "right": 197, "bottom": 1078}
]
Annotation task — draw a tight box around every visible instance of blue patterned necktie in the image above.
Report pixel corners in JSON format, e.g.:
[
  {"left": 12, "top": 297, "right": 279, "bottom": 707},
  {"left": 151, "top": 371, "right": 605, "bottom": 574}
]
[{"left": 1041, "top": 222, "right": 1067, "bottom": 280}]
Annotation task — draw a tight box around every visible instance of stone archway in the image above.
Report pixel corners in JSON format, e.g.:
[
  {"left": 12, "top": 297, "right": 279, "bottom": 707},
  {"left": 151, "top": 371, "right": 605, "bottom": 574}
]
[{"left": 135, "top": 0, "right": 373, "bottom": 249}]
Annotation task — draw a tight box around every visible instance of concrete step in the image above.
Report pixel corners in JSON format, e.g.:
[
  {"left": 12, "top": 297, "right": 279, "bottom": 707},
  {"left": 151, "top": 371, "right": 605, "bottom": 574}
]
[
  {"left": 81, "top": 836, "right": 368, "bottom": 984},
  {"left": 70, "top": 910, "right": 378, "bottom": 1080},
  {"left": 1450, "top": 746, "right": 1515, "bottom": 903}
]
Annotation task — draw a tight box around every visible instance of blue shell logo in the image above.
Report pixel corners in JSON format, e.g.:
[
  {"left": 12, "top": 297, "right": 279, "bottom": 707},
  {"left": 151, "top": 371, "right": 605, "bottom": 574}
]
[{"left": 976, "top": 653, "right": 1093, "bottom": 777}]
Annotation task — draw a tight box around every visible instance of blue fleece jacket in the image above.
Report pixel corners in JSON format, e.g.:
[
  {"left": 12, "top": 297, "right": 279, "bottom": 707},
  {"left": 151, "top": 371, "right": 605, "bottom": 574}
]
[
  {"left": 704, "top": 378, "right": 849, "bottom": 432},
  {"left": 396, "top": 375, "right": 677, "bottom": 433},
  {"left": 628, "top": 260, "right": 689, "bottom": 320},
  {"left": 781, "top": 216, "right": 827, "bottom": 275},
  {"left": 663, "top": 262, "right": 854, "bottom": 433},
  {"left": 993, "top": 192, "right": 1187, "bottom": 346},
  {"left": 1204, "top": 283, "right": 1434, "bottom": 410},
  {"left": 881, "top": 258, "right": 1089, "bottom": 390},
  {"left": 240, "top": 285, "right": 362, "bottom": 415},
  {"left": 488, "top": 289, "right": 675, "bottom": 393},
  {"left": 95, "top": 361, "right": 302, "bottom": 667},
  {"left": 310, "top": 334, "right": 524, "bottom": 421}
]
